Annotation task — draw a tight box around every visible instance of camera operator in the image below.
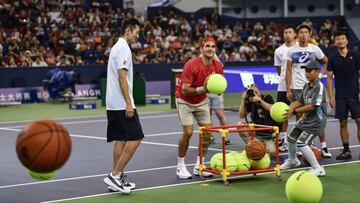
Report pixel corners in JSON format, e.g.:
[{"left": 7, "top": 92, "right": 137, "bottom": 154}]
[{"left": 239, "top": 84, "right": 279, "bottom": 154}]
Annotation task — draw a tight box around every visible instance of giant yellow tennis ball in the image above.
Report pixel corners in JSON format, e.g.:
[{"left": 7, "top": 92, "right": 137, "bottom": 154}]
[
  {"left": 229, "top": 151, "right": 251, "bottom": 171},
  {"left": 206, "top": 74, "right": 227, "bottom": 95},
  {"left": 210, "top": 153, "right": 237, "bottom": 172},
  {"left": 270, "top": 102, "right": 289, "bottom": 123},
  {"left": 250, "top": 153, "right": 270, "bottom": 169},
  {"left": 27, "top": 169, "right": 56, "bottom": 181},
  {"left": 286, "top": 171, "right": 323, "bottom": 203}
]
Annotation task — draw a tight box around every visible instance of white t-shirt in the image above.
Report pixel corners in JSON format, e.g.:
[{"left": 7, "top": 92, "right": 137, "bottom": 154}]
[
  {"left": 106, "top": 38, "right": 135, "bottom": 110},
  {"left": 274, "top": 43, "right": 293, "bottom": 91},
  {"left": 286, "top": 43, "right": 325, "bottom": 89}
]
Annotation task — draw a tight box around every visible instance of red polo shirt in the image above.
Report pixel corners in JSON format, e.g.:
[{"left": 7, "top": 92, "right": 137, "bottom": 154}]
[{"left": 175, "top": 57, "right": 224, "bottom": 104}]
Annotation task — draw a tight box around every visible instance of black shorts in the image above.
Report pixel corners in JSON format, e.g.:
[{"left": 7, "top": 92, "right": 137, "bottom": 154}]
[
  {"left": 276, "top": 91, "right": 290, "bottom": 105},
  {"left": 107, "top": 109, "right": 144, "bottom": 142},
  {"left": 335, "top": 98, "right": 360, "bottom": 119}
]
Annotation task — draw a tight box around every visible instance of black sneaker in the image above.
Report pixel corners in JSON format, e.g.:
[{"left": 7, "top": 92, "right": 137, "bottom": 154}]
[
  {"left": 321, "top": 147, "right": 332, "bottom": 158},
  {"left": 108, "top": 173, "right": 135, "bottom": 192},
  {"left": 335, "top": 150, "right": 352, "bottom": 160},
  {"left": 103, "top": 173, "right": 131, "bottom": 194}
]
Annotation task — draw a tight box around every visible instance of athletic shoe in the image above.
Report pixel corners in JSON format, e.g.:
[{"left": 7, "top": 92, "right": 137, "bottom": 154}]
[
  {"left": 108, "top": 174, "right": 135, "bottom": 192},
  {"left": 210, "top": 135, "right": 215, "bottom": 144},
  {"left": 176, "top": 165, "right": 192, "bottom": 179},
  {"left": 279, "top": 140, "right": 288, "bottom": 152},
  {"left": 309, "top": 166, "right": 326, "bottom": 177},
  {"left": 193, "top": 167, "right": 213, "bottom": 177},
  {"left": 280, "top": 158, "right": 301, "bottom": 170},
  {"left": 296, "top": 151, "right": 303, "bottom": 156},
  {"left": 225, "top": 138, "right": 232, "bottom": 145},
  {"left": 335, "top": 150, "right": 352, "bottom": 160},
  {"left": 103, "top": 173, "right": 131, "bottom": 194},
  {"left": 321, "top": 147, "right": 332, "bottom": 158}
]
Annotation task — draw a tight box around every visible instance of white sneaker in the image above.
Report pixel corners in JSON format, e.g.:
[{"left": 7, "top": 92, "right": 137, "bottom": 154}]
[
  {"left": 193, "top": 167, "right": 213, "bottom": 177},
  {"left": 321, "top": 148, "right": 332, "bottom": 158},
  {"left": 309, "top": 166, "right": 326, "bottom": 177},
  {"left": 176, "top": 165, "right": 192, "bottom": 179},
  {"left": 103, "top": 173, "right": 131, "bottom": 194},
  {"left": 280, "top": 158, "right": 301, "bottom": 170}
]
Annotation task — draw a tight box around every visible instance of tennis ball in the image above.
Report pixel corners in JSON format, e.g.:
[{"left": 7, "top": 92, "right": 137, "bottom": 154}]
[
  {"left": 210, "top": 153, "right": 237, "bottom": 172},
  {"left": 206, "top": 74, "right": 227, "bottom": 95},
  {"left": 286, "top": 171, "right": 323, "bottom": 203},
  {"left": 27, "top": 169, "right": 56, "bottom": 181},
  {"left": 270, "top": 102, "right": 289, "bottom": 123},
  {"left": 229, "top": 151, "right": 251, "bottom": 171},
  {"left": 250, "top": 153, "right": 270, "bottom": 169}
]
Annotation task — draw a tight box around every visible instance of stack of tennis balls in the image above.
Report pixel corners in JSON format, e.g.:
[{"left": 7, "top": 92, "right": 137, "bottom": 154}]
[
  {"left": 229, "top": 151, "right": 251, "bottom": 171},
  {"left": 210, "top": 153, "right": 237, "bottom": 172},
  {"left": 206, "top": 74, "right": 227, "bottom": 95},
  {"left": 250, "top": 153, "right": 270, "bottom": 169}
]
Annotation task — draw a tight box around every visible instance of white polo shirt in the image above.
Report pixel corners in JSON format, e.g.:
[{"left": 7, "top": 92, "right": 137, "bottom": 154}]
[
  {"left": 106, "top": 38, "right": 135, "bottom": 110},
  {"left": 274, "top": 43, "right": 293, "bottom": 91},
  {"left": 287, "top": 43, "right": 325, "bottom": 90}
]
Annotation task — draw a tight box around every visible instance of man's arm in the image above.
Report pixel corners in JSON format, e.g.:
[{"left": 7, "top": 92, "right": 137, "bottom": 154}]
[
  {"left": 118, "top": 68, "right": 134, "bottom": 118},
  {"left": 326, "top": 70, "right": 335, "bottom": 108},
  {"left": 275, "top": 66, "right": 281, "bottom": 76},
  {"left": 182, "top": 83, "right": 207, "bottom": 96},
  {"left": 239, "top": 92, "right": 247, "bottom": 119},
  {"left": 319, "top": 56, "right": 328, "bottom": 78}
]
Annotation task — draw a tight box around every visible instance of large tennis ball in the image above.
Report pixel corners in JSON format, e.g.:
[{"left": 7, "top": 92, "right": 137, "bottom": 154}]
[
  {"left": 250, "top": 153, "right": 270, "bottom": 169},
  {"left": 270, "top": 102, "right": 289, "bottom": 123},
  {"left": 206, "top": 74, "right": 227, "bottom": 95},
  {"left": 27, "top": 169, "right": 56, "bottom": 181},
  {"left": 210, "top": 153, "right": 237, "bottom": 172},
  {"left": 229, "top": 151, "right": 251, "bottom": 171},
  {"left": 286, "top": 171, "right": 323, "bottom": 203}
]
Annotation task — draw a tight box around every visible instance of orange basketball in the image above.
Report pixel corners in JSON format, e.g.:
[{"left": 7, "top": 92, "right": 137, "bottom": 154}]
[
  {"left": 303, "top": 146, "right": 321, "bottom": 166},
  {"left": 16, "top": 119, "right": 72, "bottom": 173},
  {"left": 245, "top": 139, "right": 266, "bottom": 160}
]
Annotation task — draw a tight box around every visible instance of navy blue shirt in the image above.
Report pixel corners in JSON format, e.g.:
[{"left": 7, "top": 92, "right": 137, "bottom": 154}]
[{"left": 328, "top": 50, "right": 360, "bottom": 99}]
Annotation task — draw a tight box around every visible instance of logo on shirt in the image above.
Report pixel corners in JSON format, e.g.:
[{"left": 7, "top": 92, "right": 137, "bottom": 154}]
[
  {"left": 298, "top": 52, "right": 310, "bottom": 63},
  {"left": 123, "top": 60, "right": 127, "bottom": 65},
  {"left": 292, "top": 52, "right": 316, "bottom": 64}
]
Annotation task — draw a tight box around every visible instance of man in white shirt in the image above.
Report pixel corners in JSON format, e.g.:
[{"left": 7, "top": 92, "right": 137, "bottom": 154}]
[
  {"left": 285, "top": 24, "right": 332, "bottom": 158},
  {"left": 103, "top": 18, "right": 143, "bottom": 194},
  {"left": 274, "top": 25, "right": 296, "bottom": 152}
]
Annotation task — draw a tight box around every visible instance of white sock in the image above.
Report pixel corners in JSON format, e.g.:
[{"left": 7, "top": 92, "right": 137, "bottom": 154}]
[
  {"left": 300, "top": 146, "right": 321, "bottom": 169},
  {"left": 321, "top": 142, "right": 327, "bottom": 149},
  {"left": 195, "top": 156, "right": 205, "bottom": 167},
  {"left": 110, "top": 172, "right": 120, "bottom": 178},
  {"left": 288, "top": 141, "right": 297, "bottom": 161},
  {"left": 178, "top": 156, "right": 185, "bottom": 167}
]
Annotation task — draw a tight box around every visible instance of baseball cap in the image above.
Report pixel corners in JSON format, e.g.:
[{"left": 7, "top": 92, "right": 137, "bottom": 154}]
[{"left": 300, "top": 60, "right": 321, "bottom": 70}]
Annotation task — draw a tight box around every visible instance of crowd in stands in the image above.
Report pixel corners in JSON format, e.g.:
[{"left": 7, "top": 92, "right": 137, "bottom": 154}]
[{"left": 0, "top": 0, "right": 347, "bottom": 67}]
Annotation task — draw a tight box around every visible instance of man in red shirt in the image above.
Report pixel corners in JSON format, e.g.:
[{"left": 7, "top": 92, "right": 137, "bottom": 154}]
[{"left": 175, "top": 37, "right": 224, "bottom": 179}]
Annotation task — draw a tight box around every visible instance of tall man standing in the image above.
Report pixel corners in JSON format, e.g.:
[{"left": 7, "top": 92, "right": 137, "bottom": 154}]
[
  {"left": 103, "top": 18, "right": 143, "bottom": 194},
  {"left": 274, "top": 24, "right": 296, "bottom": 151},
  {"left": 327, "top": 31, "right": 360, "bottom": 160},
  {"left": 175, "top": 37, "right": 224, "bottom": 179},
  {"left": 285, "top": 24, "right": 332, "bottom": 158}
]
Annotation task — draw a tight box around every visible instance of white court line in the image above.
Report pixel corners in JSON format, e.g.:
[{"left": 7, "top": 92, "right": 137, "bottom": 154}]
[
  {"left": 41, "top": 160, "right": 360, "bottom": 203},
  {"left": 0, "top": 111, "right": 176, "bottom": 125},
  {"left": 0, "top": 114, "right": 178, "bottom": 129}
]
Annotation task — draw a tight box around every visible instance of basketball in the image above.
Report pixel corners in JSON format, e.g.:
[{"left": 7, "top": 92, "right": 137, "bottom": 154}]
[
  {"left": 270, "top": 102, "right": 289, "bottom": 123},
  {"left": 286, "top": 170, "right": 323, "bottom": 203},
  {"left": 206, "top": 74, "right": 227, "bottom": 95},
  {"left": 16, "top": 119, "right": 72, "bottom": 173},
  {"left": 303, "top": 146, "right": 321, "bottom": 166},
  {"left": 246, "top": 139, "right": 266, "bottom": 160}
]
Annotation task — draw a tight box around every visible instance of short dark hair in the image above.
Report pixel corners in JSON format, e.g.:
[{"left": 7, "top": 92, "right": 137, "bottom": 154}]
[
  {"left": 283, "top": 24, "right": 296, "bottom": 32},
  {"left": 334, "top": 31, "right": 348, "bottom": 39},
  {"left": 296, "top": 24, "right": 312, "bottom": 33},
  {"left": 120, "top": 18, "right": 141, "bottom": 35}
]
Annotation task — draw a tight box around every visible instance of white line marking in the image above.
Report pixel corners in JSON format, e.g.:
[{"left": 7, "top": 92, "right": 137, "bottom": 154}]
[
  {"left": 41, "top": 160, "right": 360, "bottom": 203},
  {"left": 0, "top": 114, "right": 178, "bottom": 129},
  {"left": 0, "top": 111, "right": 176, "bottom": 125}
]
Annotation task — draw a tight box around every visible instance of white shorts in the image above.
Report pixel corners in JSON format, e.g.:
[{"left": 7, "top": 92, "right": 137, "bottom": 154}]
[
  {"left": 207, "top": 93, "right": 224, "bottom": 109},
  {"left": 176, "top": 98, "right": 211, "bottom": 126}
]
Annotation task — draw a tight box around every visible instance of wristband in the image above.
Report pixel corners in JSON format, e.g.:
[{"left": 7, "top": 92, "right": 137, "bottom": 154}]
[
  {"left": 293, "top": 108, "right": 297, "bottom": 115},
  {"left": 195, "top": 86, "right": 205, "bottom": 94}
]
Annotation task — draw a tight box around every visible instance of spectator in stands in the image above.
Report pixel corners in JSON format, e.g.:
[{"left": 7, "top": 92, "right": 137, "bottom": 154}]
[{"left": 32, "top": 56, "right": 48, "bottom": 67}]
